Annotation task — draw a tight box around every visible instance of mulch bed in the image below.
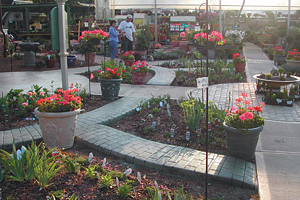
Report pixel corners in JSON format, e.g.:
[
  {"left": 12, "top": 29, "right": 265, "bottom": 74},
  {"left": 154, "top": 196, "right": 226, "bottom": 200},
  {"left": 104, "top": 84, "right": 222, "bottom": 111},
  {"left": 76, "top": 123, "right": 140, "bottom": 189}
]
[
  {"left": 0, "top": 95, "right": 113, "bottom": 131},
  {"left": 0, "top": 142, "right": 259, "bottom": 200},
  {"left": 0, "top": 56, "right": 99, "bottom": 72},
  {"left": 111, "top": 99, "right": 227, "bottom": 155}
]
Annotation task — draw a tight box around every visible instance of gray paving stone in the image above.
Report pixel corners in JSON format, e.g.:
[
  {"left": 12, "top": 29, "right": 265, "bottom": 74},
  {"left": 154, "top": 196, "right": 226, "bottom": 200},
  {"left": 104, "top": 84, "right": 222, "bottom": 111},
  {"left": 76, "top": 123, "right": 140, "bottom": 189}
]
[{"left": 218, "top": 168, "right": 233, "bottom": 184}]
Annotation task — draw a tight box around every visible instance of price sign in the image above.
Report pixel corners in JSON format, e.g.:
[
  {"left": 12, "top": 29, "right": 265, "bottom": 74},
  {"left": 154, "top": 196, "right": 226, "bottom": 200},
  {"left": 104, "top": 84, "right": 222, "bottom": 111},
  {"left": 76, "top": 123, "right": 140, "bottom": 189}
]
[{"left": 196, "top": 77, "right": 208, "bottom": 89}]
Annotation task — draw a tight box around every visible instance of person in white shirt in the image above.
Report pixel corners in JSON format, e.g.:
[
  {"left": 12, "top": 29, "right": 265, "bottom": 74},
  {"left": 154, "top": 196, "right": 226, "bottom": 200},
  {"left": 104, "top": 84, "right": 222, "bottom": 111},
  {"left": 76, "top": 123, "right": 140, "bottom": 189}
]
[{"left": 118, "top": 14, "right": 136, "bottom": 52}]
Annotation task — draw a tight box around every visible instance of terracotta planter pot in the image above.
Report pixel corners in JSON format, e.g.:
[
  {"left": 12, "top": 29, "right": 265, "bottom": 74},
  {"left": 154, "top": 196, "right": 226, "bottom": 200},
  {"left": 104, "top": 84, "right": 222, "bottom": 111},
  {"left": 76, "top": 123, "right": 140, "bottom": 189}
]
[
  {"left": 85, "top": 52, "right": 96, "bottom": 65},
  {"left": 34, "top": 108, "right": 80, "bottom": 149},
  {"left": 46, "top": 59, "right": 56, "bottom": 68},
  {"left": 234, "top": 63, "right": 246, "bottom": 73},
  {"left": 124, "top": 60, "right": 135, "bottom": 67},
  {"left": 132, "top": 72, "right": 147, "bottom": 84},
  {"left": 284, "top": 60, "right": 300, "bottom": 73},
  {"left": 100, "top": 79, "right": 122, "bottom": 100},
  {"left": 223, "top": 123, "right": 263, "bottom": 161}
]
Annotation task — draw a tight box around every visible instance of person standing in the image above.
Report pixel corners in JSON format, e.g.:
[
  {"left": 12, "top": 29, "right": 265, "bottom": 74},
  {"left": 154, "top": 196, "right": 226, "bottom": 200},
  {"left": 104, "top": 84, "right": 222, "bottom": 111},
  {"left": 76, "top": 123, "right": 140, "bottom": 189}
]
[
  {"left": 118, "top": 14, "right": 135, "bottom": 52},
  {"left": 109, "top": 20, "right": 119, "bottom": 60}
]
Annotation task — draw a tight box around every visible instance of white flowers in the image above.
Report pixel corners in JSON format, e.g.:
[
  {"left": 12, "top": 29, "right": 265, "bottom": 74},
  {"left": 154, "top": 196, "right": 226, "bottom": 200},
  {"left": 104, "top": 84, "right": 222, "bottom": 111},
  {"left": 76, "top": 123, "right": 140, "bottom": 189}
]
[{"left": 225, "top": 30, "right": 245, "bottom": 41}]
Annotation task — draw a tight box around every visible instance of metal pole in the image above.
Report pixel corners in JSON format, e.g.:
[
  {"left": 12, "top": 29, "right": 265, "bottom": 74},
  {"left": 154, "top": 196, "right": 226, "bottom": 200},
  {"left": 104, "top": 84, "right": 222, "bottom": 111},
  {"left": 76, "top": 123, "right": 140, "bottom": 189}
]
[
  {"left": 219, "top": 0, "right": 222, "bottom": 33},
  {"left": 205, "top": 0, "right": 209, "bottom": 199},
  {"left": 154, "top": 0, "right": 158, "bottom": 44},
  {"left": 288, "top": 0, "right": 291, "bottom": 34},
  {"left": 56, "top": 0, "right": 69, "bottom": 90}
]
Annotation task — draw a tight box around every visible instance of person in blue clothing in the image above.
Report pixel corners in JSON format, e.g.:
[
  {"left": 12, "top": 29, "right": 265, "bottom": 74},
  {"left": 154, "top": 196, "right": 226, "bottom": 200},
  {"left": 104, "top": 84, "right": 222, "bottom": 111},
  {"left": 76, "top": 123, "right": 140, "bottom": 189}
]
[{"left": 109, "top": 20, "right": 119, "bottom": 60}]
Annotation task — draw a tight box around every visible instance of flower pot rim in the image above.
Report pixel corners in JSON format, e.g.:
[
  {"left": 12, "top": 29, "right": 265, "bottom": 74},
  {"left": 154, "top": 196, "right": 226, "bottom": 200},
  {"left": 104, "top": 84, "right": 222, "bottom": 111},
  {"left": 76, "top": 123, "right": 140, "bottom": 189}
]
[
  {"left": 100, "top": 78, "right": 122, "bottom": 81},
  {"left": 223, "top": 122, "right": 264, "bottom": 132},
  {"left": 67, "top": 55, "right": 77, "bottom": 58},
  {"left": 34, "top": 107, "right": 80, "bottom": 118}
]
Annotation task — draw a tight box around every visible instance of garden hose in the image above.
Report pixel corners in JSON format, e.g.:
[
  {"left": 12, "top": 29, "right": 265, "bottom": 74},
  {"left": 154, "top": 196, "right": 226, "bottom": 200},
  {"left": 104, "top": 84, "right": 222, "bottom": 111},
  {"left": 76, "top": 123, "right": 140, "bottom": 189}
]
[{"left": 236, "top": 0, "right": 246, "bottom": 24}]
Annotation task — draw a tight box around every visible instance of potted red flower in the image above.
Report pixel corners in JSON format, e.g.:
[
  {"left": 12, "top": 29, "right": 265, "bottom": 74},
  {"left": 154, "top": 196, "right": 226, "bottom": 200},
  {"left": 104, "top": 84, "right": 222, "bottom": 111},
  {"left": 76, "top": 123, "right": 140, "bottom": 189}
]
[
  {"left": 131, "top": 61, "right": 150, "bottom": 84},
  {"left": 98, "top": 60, "right": 123, "bottom": 100},
  {"left": 232, "top": 53, "right": 246, "bottom": 73},
  {"left": 121, "top": 51, "right": 135, "bottom": 67},
  {"left": 285, "top": 49, "right": 300, "bottom": 73},
  {"left": 44, "top": 50, "right": 57, "bottom": 68},
  {"left": 223, "top": 93, "right": 265, "bottom": 160},
  {"left": 34, "top": 85, "right": 82, "bottom": 149},
  {"left": 273, "top": 46, "right": 285, "bottom": 65}
]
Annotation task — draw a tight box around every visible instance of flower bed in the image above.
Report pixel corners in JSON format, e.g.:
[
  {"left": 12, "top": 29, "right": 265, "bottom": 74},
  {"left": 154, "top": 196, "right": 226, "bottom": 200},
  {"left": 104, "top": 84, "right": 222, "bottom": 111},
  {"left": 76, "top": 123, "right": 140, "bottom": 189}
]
[
  {"left": 0, "top": 142, "right": 258, "bottom": 199},
  {"left": 112, "top": 96, "right": 228, "bottom": 155}
]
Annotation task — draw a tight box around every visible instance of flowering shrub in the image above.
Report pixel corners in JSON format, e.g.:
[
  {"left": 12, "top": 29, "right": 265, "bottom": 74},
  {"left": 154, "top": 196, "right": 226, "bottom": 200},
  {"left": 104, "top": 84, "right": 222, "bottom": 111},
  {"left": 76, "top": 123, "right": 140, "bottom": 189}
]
[
  {"left": 194, "top": 31, "right": 226, "bottom": 45},
  {"left": 98, "top": 60, "right": 122, "bottom": 79},
  {"left": 121, "top": 51, "right": 135, "bottom": 60},
  {"left": 131, "top": 61, "right": 151, "bottom": 74},
  {"left": 287, "top": 49, "right": 300, "bottom": 60},
  {"left": 273, "top": 46, "right": 285, "bottom": 55},
  {"left": 36, "top": 87, "right": 82, "bottom": 112},
  {"left": 79, "top": 29, "right": 109, "bottom": 41},
  {"left": 232, "top": 53, "right": 246, "bottom": 64},
  {"left": 43, "top": 50, "right": 57, "bottom": 60},
  {"left": 225, "top": 93, "right": 265, "bottom": 130}
]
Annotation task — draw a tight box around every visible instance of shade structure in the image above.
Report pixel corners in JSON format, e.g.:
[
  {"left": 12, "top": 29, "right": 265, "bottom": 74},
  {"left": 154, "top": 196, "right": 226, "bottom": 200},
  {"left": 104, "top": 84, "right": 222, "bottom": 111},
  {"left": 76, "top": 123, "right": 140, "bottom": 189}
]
[{"left": 110, "top": 0, "right": 300, "bottom": 10}]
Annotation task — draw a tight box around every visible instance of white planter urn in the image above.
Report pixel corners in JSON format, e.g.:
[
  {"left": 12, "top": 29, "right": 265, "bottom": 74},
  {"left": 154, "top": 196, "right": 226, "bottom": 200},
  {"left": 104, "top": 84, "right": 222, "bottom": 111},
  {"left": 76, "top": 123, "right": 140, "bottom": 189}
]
[{"left": 34, "top": 108, "right": 80, "bottom": 149}]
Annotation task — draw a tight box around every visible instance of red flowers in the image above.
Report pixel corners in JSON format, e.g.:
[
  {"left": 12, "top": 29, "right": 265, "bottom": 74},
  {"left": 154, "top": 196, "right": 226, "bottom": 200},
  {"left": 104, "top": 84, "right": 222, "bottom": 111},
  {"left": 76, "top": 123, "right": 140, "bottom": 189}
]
[
  {"left": 233, "top": 53, "right": 246, "bottom": 64},
  {"left": 79, "top": 29, "right": 109, "bottom": 41},
  {"left": 287, "top": 49, "right": 300, "bottom": 60},
  {"left": 131, "top": 61, "right": 150, "bottom": 74}
]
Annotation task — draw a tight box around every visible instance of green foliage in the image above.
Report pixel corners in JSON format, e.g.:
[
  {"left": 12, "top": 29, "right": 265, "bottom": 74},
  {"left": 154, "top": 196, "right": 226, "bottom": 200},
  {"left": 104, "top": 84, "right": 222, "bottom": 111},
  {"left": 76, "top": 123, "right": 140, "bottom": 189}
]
[
  {"left": 49, "top": 190, "right": 64, "bottom": 199},
  {"left": 34, "top": 149, "right": 62, "bottom": 188},
  {"left": 144, "top": 126, "right": 155, "bottom": 134},
  {"left": 107, "top": 170, "right": 126, "bottom": 180},
  {"left": 78, "top": 40, "right": 98, "bottom": 55},
  {"left": 62, "top": 155, "right": 81, "bottom": 174},
  {"left": 75, "top": 156, "right": 89, "bottom": 166},
  {"left": 152, "top": 49, "right": 186, "bottom": 60},
  {"left": 117, "top": 184, "right": 133, "bottom": 199},
  {"left": 180, "top": 98, "right": 203, "bottom": 131},
  {"left": 84, "top": 165, "right": 98, "bottom": 179},
  {"left": 163, "top": 132, "right": 171, "bottom": 138},
  {"left": 135, "top": 25, "right": 152, "bottom": 51},
  {"left": 167, "top": 188, "right": 193, "bottom": 200},
  {"left": 151, "top": 107, "right": 160, "bottom": 114},
  {"left": 99, "top": 174, "right": 114, "bottom": 189}
]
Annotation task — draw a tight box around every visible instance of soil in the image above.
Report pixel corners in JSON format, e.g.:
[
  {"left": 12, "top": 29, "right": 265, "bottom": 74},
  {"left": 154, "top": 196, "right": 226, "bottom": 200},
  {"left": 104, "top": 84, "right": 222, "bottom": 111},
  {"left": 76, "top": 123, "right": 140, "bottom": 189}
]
[
  {"left": 111, "top": 99, "right": 227, "bottom": 155},
  {"left": 0, "top": 56, "right": 99, "bottom": 72},
  {"left": 0, "top": 142, "right": 259, "bottom": 200},
  {"left": 172, "top": 71, "right": 247, "bottom": 87},
  {"left": 0, "top": 95, "right": 114, "bottom": 131}
]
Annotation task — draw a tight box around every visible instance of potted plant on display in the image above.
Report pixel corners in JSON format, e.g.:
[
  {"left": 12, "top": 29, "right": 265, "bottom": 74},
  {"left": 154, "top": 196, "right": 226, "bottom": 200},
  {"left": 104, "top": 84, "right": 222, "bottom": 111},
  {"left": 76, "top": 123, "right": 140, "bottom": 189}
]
[
  {"left": 78, "top": 29, "right": 109, "bottom": 65},
  {"left": 223, "top": 93, "right": 265, "bottom": 161},
  {"left": 98, "top": 60, "right": 123, "bottom": 100},
  {"left": 121, "top": 51, "right": 135, "bottom": 67},
  {"left": 134, "top": 25, "right": 152, "bottom": 56},
  {"left": 285, "top": 49, "right": 300, "bottom": 73},
  {"left": 131, "top": 61, "right": 150, "bottom": 84},
  {"left": 232, "top": 53, "right": 246, "bottom": 73},
  {"left": 34, "top": 86, "right": 82, "bottom": 149},
  {"left": 273, "top": 46, "right": 286, "bottom": 65},
  {"left": 44, "top": 50, "right": 56, "bottom": 68}
]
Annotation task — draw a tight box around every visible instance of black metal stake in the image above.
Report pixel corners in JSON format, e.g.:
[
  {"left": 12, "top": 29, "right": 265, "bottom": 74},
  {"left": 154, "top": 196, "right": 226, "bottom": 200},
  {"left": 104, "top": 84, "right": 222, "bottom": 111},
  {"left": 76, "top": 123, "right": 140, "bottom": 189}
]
[
  {"left": 205, "top": 0, "right": 209, "bottom": 199},
  {"left": 88, "top": 54, "right": 91, "bottom": 96}
]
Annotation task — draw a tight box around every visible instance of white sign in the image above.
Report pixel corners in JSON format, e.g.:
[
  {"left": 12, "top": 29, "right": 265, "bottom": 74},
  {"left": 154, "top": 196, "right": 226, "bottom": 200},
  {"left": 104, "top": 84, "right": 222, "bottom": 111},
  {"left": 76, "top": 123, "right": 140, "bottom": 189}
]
[
  {"left": 195, "top": 26, "right": 201, "bottom": 31},
  {"left": 196, "top": 77, "right": 209, "bottom": 89}
]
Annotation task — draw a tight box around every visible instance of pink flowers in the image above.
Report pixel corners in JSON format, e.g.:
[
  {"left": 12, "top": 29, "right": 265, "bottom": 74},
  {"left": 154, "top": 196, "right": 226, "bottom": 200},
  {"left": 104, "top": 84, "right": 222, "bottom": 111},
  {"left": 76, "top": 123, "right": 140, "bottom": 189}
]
[
  {"left": 131, "top": 61, "right": 150, "bottom": 74},
  {"left": 22, "top": 102, "right": 28, "bottom": 107},
  {"left": 180, "top": 32, "right": 186, "bottom": 38},
  {"left": 79, "top": 29, "right": 109, "bottom": 41},
  {"left": 233, "top": 53, "right": 246, "bottom": 64},
  {"left": 194, "top": 31, "right": 226, "bottom": 45}
]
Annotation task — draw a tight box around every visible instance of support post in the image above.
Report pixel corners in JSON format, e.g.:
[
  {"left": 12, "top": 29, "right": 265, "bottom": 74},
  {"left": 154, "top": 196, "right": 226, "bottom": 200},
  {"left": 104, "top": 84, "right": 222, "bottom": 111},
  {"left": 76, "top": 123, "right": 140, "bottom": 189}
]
[
  {"left": 25, "top": 7, "right": 29, "bottom": 34},
  {"left": 219, "top": 0, "right": 222, "bottom": 33},
  {"left": 154, "top": 0, "right": 158, "bottom": 44},
  {"left": 56, "top": 0, "right": 69, "bottom": 90},
  {"left": 288, "top": 0, "right": 291, "bottom": 34}
]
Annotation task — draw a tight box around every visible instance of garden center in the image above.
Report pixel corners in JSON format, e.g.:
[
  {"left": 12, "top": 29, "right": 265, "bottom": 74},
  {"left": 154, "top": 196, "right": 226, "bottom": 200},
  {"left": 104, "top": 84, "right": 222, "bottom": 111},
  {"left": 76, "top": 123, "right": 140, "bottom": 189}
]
[{"left": 0, "top": 0, "right": 300, "bottom": 199}]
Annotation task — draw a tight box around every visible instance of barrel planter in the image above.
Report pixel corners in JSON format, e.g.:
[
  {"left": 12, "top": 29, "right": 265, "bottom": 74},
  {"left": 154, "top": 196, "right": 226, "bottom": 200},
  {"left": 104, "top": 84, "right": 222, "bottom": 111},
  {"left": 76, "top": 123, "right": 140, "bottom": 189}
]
[
  {"left": 234, "top": 63, "right": 246, "bottom": 73},
  {"left": 46, "top": 59, "right": 56, "bottom": 68},
  {"left": 124, "top": 60, "right": 135, "bottom": 67},
  {"left": 85, "top": 52, "right": 96, "bottom": 65},
  {"left": 67, "top": 55, "right": 77, "bottom": 67},
  {"left": 223, "top": 123, "right": 263, "bottom": 161},
  {"left": 132, "top": 72, "right": 147, "bottom": 84},
  {"left": 283, "top": 60, "right": 300, "bottom": 73},
  {"left": 100, "top": 79, "right": 122, "bottom": 100},
  {"left": 34, "top": 108, "right": 80, "bottom": 149},
  {"left": 273, "top": 54, "right": 285, "bottom": 66}
]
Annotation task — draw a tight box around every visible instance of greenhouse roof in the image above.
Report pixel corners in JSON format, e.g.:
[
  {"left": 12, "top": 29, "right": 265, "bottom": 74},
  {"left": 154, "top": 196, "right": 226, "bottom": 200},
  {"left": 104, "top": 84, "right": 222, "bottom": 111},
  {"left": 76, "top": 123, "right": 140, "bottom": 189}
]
[{"left": 110, "top": 0, "right": 300, "bottom": 10}]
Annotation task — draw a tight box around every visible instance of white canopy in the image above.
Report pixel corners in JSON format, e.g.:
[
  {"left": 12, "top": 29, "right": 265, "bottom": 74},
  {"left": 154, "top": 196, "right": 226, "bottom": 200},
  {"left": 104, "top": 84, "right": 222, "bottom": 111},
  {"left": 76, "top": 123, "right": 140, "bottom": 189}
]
[{"left": 110, "top": 0, "right": 300, "bottom": 10}]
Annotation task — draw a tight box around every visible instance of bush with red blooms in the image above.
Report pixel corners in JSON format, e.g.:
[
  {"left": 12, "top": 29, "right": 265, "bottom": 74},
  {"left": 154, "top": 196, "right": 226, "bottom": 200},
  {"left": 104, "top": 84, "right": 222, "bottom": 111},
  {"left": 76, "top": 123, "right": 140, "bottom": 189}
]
[
  {"left": 232, "top": 53, "right": 246, "bottom": 64},
  {"left": 224, "top": 93, "right": 265, "bottom": 131},
  {"left": 37, "top": 86, "right": 82, "bottom": 112},
  {"left": 98, "top": 60, "right": 123, "bottom": 79},
  {"left": 273, "top": 46, "right": 285, "bottom": 55},
  {"left": 121, "top": 51, "right": 135, "bottom": 60},
  {"left": 287, "top": 49, "right": 300, "bottom": 60},
  {"left": 131, "top": 61, "right": 151, "bottom": 74}
]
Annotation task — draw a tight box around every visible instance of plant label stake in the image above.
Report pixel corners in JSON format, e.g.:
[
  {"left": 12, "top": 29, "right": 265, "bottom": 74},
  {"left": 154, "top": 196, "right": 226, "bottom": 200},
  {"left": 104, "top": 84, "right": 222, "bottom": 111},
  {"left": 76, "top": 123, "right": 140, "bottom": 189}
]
[
  {"left": 137, "top": 172, "right": 142, "bottom": 183},
  {"left": 167, "top": 110, "right": 172, "bottom": 118},
  {"left": 124, "top": 168, "right": 132, "bottom": 176},
  {"left": 186, "top": 130, "right": 191, "bottom": 141},
  {"left": 116, "top": 177, "right": 120, "bottom": 188},
  {"left": 159, "top": 101, "right": 163, "bottom": 107},
  {"left": 152, "top": 121, "right": 156, "bottom": 128},
  {"left": 102, "top": 157, "right": 106, "bottom": 168},
  {"left": 196, "top": 77, "right": 209, "bottom": 89},
  {"left": 157, "top": 117, "right": 161, "bottom": 125},
  {"left": 166, "top": 103, "right": 170, "bottom": 110},
  {"left": 88, "top": 152, "right": 93, "bottom": 164}
]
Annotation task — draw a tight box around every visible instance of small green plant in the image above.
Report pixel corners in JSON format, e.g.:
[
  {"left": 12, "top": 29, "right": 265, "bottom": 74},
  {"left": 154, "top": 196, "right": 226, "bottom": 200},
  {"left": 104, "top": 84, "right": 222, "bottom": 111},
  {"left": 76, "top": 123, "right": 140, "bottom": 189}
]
[
  {"left": 34, "top": 149, "right": 62, "bottom": 188},
  {"left": 144, "top": 126, "right": 155, "bottom": 134},
  {"left": 151, "top": 107, "right": 160, "bottom": 114},
  {"left": 84, "top": 165, "right": 98, "bottom": 179},
  {"left": 69, "top": 193, "right": 79, "bottom": 200},
  {"left": 167, "top": 188, "right": 193, "bottom": 200},
  {"left": 107, "top": 170, "right": 126, "bottom": 180},
  {"left": 62, "top": 155, "right": 81, "bottom": 174},
  {"left": 99, "top": 174, "right": 114, "bottom": 189},
  {"left": 126, "top": 179, "right": 138, "bottom": 186},
  {"left": 75, "top": 156, "right": 90, "bottom": 166},
  {"left": 266, "top": 73, "right": 273, "bottom": 79},
  {"left": 163, "top": 132, "right": 171, "bottom": 138},
  {"left": 180, "top": 98, "right": 203, "bottom": 131},
  {"left": 49, "top": 190, "right": 64, "bottom": 199},
  {"left": 117, "top": 184, "right": 133, "bottom": 199}
]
